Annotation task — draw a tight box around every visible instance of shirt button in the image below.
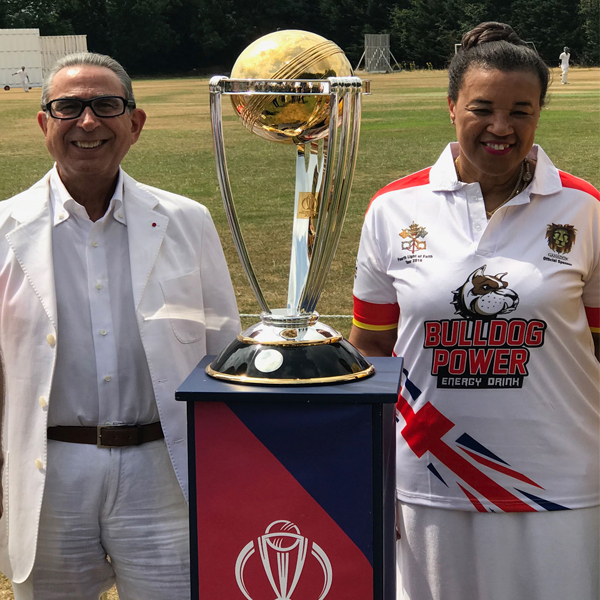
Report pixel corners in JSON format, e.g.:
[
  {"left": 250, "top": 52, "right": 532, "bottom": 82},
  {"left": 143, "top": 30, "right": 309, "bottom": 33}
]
[
  {"left": 92, "top": 241, "right": 98, "bottom": 248},
  {"left": 39, "top": 396, "right": 48, "bottom": 409},
  {"left": 46, "top": 334, "right": 56, "bottom": 347},
  {"left": 58, "top": 213, "right": 64, "bottom": 219},
  {"left": 100, "top": 329, "right": 107, "bottom": 336},
  {"left": 35, "top": 459, "right": 44, "bottom": 470},
  {"left": 117, "top": 213, "right": 123, "bottom": 219},
  {"left": 95, "top": 283, "right": 103, "bottom": 290},
  {"left": 474, "top": 223, "right": 482, "bottom": 231},
  {"left": 104, "top": 375, "right": 112, "bottom": 382}
]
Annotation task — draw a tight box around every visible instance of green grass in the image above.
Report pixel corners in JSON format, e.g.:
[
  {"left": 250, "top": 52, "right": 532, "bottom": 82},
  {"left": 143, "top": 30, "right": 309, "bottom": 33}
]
[{"left": 0, "top": 68, "right": 597, "bottom": 339}]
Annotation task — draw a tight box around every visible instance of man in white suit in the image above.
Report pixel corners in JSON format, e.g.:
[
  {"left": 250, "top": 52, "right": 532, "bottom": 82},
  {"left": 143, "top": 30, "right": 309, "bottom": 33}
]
[{"left": 0, "top": 52, "right": 240, "bottom": 599}]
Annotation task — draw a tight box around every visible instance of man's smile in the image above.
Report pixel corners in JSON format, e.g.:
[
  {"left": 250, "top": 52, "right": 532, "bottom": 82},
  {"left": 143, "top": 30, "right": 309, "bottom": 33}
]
[{"left": 71, "top": 140, "right": 107, "bottom": 149}]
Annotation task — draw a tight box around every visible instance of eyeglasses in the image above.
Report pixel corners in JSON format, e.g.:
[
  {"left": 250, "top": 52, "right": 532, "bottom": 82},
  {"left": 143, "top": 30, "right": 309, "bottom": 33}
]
[{"left": 43, "top": 96, "right": 136, "bottom": 120}]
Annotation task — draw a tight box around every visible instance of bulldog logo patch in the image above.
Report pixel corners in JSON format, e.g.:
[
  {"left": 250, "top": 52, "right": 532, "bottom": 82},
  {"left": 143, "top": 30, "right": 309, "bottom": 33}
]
[
  {"left": 423, "top": 265, "right": 547, "bottom": 389},
  {"left": 451, "top": 265, "right": 519, "bottom": 321}
]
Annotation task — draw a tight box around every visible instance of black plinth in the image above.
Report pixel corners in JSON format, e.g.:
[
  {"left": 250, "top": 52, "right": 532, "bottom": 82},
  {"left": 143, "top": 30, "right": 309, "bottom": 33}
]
[{"left": 176, "top": 356, "right": 402, "bottom": 600}]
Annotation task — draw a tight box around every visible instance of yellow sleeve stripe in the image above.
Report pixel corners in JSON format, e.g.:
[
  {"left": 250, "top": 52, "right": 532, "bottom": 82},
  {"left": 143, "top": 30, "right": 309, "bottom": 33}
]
[
  {"left": 590, "top": 326, "right": 600, "bottom": 333},
  {"left": 352, "top": 318, "right": 398, "bottom": 331}
]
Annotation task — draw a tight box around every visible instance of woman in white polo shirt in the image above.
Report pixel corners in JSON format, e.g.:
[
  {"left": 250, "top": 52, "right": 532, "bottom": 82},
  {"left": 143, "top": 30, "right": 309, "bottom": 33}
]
[{"left": 351, "top": 21, "right": 599, "bottom": 600}]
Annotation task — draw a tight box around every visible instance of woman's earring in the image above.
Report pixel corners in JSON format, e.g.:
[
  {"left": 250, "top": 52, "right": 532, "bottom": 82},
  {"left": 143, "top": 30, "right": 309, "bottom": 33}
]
[{"left": 450, "top": 117, "right": 455, "bottom": 124}]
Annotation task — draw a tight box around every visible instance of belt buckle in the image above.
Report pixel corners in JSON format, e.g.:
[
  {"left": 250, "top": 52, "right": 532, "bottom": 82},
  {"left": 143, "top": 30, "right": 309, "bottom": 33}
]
[{"left": 97, "top": 423, "right": 130, "bottom": 448}]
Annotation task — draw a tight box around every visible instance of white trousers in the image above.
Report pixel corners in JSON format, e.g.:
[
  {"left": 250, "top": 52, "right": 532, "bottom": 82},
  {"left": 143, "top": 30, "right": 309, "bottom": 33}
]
[
  {"left": 396, "top": 502, "right": 599, "bottom": 600},
  {"left": 561, "top": 67, "right": 569, "bottom": 84},
  {"left": 12, "top": 439, "right": 190, "bottom": 600}
]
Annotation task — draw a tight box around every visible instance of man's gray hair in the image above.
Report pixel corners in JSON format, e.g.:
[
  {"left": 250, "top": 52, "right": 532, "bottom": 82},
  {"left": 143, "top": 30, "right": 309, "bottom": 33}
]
[{"left": 41, "top": 52, "right": 135, "bottom": 109}]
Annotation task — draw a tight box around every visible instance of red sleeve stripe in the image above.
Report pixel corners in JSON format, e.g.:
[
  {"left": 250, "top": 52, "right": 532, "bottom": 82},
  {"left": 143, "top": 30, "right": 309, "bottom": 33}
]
[
  {"left": 366, "top": 168, "right": 432, "bottom": 215},
  {"left": 585, "top": 306, "right": 600, "bottom": 332},
  {"left": 353, "top": 296, "right": 399, "bottom": 329},
  {"left": 559, "top": 171, "right": 600, "bottom": 201}
]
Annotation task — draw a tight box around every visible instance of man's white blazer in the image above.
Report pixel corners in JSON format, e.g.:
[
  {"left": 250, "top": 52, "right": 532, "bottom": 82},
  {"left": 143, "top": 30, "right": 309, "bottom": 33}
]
[{"left": 0, "top": 170, "right": 240, "bottom": 582}]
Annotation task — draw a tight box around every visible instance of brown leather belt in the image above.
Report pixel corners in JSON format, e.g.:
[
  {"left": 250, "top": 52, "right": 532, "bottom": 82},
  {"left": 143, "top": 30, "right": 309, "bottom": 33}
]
[{"left": 47, "top": 422, "right": 164, "bottom": 448}]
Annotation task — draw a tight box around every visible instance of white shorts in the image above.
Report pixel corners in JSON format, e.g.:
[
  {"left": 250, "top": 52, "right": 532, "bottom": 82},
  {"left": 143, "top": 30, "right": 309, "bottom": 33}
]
[
  {"left": 12, "top": 439, "right": 190, "bottom": 600},
  {"left": 396, "top": 501, "right": 599, "bottom": 600}
]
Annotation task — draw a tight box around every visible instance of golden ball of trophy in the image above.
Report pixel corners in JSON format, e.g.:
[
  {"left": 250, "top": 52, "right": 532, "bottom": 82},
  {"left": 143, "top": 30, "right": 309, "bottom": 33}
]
[{"left": 230, "top": 30, "right": 353, "bottom": 144}]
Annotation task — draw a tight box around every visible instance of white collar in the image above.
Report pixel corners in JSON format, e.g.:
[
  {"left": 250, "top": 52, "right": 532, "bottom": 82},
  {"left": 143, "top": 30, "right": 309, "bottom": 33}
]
[
  {"left": 49, "top": 166, "right": 126, "bottom": 226},
  {"left": 429, "top": 142, "right": 563, "bottom": 198}
]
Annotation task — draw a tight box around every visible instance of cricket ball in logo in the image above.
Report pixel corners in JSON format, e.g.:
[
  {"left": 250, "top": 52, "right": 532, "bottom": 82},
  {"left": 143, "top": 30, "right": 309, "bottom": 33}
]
[{"left": 235, "top": 520, "right": 333, "bottom": 600}]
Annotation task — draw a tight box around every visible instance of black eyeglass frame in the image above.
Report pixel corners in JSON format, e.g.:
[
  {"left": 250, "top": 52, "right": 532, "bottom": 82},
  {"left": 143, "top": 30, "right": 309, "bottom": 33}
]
[{"left": 42, "top": 95, "right": 137, "bottom": 120}]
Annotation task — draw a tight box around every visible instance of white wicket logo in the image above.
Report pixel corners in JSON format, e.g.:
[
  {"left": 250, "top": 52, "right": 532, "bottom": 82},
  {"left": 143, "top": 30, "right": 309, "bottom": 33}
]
[{"left": 235, "top": 520, "right": 333, "bottom": 600}]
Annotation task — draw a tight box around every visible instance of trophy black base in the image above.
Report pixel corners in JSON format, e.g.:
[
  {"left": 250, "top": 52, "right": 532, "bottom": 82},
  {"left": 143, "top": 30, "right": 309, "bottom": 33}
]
[{"left": 207, "top": 336, "right": 374, "bottom": 384}]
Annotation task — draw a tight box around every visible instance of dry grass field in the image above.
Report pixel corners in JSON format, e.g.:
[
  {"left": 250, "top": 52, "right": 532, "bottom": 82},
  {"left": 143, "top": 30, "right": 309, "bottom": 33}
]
[{"left": 0, "top": 66, "right": 597, "bottom": 598}]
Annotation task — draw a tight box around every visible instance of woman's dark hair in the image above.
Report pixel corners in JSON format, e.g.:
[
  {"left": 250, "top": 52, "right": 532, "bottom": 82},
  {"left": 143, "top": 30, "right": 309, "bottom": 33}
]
[{"left": 448, "top": 22, "right": 550, "bottom": 106}]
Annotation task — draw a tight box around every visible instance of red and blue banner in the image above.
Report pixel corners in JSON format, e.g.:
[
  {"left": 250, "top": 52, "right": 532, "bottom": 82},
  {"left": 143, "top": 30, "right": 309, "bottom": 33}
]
[
  {"left": 178, "top": 356, "right": 402, "bottom": 599},
  {"left": 194, "top": 400, "right": 375, "bottom": 600}
]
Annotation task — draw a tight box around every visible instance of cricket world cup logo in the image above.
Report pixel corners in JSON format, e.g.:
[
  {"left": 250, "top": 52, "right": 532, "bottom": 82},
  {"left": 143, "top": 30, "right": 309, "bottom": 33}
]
[{"left": 235, "top": 520, "right": 333, "bottom": 600}]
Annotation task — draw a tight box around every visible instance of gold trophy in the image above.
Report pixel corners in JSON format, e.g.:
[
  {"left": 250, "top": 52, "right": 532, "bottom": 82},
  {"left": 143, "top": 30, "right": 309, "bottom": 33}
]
[{"left": 207, "top": 30, "right": 373, "bottom": 384}]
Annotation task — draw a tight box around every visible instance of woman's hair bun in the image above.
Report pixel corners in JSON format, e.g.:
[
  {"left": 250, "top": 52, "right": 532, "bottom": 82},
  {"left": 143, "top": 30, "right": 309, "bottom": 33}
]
[
  {"left": 461, "top": 22, "right": 524, "bottom": 51},
  {"left": 448, "top": 21, "right": 549, "bottom": 105}
]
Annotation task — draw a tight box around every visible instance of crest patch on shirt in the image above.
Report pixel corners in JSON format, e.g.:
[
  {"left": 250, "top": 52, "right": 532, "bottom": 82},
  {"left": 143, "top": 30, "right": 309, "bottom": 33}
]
[
  {"left": 399, "top": 221, "right": 428, "bottom": 253},
  {"left": 545, "top": 223, "right": 576, "bottom": 254}
]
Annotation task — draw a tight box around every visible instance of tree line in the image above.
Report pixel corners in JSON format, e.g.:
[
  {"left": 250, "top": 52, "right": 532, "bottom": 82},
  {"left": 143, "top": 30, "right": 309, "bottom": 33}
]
[{"left": 1, "top": 0, "right": 598, "bottom": 75}]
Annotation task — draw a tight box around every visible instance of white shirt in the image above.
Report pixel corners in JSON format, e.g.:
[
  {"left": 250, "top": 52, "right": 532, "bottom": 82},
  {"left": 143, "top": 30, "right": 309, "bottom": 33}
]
[
  {"left": 48, "top": 167, "right": 159, "bottom": 427},
  {"left": 559, "top": 52, "right": 570, "bottom": 68},
  {"left": 354, "top": 144, "right": 600, "bottom": 512}
]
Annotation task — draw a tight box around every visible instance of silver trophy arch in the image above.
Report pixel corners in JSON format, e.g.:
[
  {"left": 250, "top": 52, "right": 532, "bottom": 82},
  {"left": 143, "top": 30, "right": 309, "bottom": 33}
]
[{"left": 207, "top": 76, "right": 374, "bottom": 384}]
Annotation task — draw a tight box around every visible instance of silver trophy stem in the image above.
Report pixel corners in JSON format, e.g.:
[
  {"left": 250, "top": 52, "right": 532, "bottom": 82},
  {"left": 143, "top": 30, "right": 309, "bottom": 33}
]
[
  {"left": 209, "top": 76, "right": 271, "bottom": 314},
  {"left": 287, "top": 142, "right": 325, "bottom": 314},
  {"left": 299, "top": 77, "right": 362, "bottom": 314},
  {"left": 297, "top": 87, "right": 342, "bottom": 314}
]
